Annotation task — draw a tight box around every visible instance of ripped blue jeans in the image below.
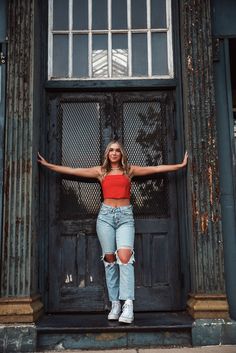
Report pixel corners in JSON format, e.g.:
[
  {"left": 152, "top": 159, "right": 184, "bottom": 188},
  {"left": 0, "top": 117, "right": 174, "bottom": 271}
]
[{"left": 96, "top": 203, "right": 135, "bottom": 301}]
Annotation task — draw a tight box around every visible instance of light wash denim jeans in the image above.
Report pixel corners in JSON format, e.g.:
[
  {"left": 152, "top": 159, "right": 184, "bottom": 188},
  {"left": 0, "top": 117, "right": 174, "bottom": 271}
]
[{"left": 96, "top": 203, "right": 135, "bottom": 301}]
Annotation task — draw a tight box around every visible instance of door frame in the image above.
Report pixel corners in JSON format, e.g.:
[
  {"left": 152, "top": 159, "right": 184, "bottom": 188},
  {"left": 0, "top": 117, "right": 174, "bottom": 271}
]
[
  {"left": 38, "top": 0, "right": 190, "bottom": 312},
  {"left": 46, "top": 90, "right": 183, "bottom": 312}
]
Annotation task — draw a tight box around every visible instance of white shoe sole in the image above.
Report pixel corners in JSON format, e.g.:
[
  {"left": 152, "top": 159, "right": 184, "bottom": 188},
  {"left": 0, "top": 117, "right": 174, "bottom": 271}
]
[
  {"left": 108, "top": 314, "right": 120, "bottom": 320},
  {"left": 118, "top": 316, "right": 134, "bottom": 324}
]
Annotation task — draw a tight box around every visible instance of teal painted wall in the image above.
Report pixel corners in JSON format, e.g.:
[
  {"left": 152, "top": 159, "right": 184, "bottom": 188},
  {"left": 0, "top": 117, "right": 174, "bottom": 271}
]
[
  {"left": 212, "top": 0, "right": 236, "bottom": 319},
  {"left": 0, "top": 1, "right": 7, "bottom": 42},
  {"left": 212, "top": 0, "right": 236, "bottom": 37}
]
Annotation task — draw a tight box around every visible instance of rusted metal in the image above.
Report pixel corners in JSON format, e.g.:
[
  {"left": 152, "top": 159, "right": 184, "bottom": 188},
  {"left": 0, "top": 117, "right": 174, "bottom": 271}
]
[
  {"left": 0, "top": 0, "right": 34, "bottom": 297},
  {"left": 180, "top": 0, "right": 225, "bottom": 293}
]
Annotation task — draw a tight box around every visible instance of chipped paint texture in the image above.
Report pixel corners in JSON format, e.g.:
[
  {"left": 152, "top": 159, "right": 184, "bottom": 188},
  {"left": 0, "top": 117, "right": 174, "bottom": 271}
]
[
  {"left": 0, "top": 0, "right": 35, "bottom": 297},
  {"left": 0, "top": 324, "right": 37, "bottom": 352},
  {"left": 181, "top": 0, "right": 225, "bottom": 293}
]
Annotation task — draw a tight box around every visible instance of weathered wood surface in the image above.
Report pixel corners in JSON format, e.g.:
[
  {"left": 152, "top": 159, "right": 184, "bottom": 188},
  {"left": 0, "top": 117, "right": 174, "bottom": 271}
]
[
  {"left": 1, "top": 0, "right": 36, "bottom": 297},
  {"left": 180, "top": 0, "right": 225, "bottom": 293}
]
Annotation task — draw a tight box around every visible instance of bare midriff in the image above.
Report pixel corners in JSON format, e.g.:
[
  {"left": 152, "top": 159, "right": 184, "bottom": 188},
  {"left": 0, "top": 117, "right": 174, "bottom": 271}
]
[{"left": 103, "top": 198, "right": 130, "bottom": 207}]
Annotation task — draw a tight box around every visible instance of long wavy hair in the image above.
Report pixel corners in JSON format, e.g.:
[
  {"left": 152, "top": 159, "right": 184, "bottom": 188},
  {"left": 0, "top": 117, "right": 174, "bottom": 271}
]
[{"left": 101, "top": 140, "right": 130, "bottom": 175}]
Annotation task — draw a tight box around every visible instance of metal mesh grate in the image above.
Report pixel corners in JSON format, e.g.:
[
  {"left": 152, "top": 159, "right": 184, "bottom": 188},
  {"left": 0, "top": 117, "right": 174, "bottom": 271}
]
[
  {"left": 123, "top": 99, "right": 170, "bottom": 218},
  {"left": 55, "top": 94, "right": 172, "bottom": 220},
  {"left": 58, "top": 101, "right": 102, "bottom": 219}
]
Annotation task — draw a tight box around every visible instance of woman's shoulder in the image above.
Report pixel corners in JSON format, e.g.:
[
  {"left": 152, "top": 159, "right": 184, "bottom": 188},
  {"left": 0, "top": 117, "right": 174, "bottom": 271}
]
[
  {"left": 96, "top": 166, "right": 104, "bottom": 176},
  {"left": 97, "top": 166, "right": 107, "bottom": 182},
  {"left": 128, "top": 165, "right": 138, "bottom": 178}
]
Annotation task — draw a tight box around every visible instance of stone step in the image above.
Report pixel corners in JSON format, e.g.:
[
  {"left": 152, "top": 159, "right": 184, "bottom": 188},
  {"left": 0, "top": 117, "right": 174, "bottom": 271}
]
[{"left": 36, "top": 312, "right": 193, "bottom": 350}]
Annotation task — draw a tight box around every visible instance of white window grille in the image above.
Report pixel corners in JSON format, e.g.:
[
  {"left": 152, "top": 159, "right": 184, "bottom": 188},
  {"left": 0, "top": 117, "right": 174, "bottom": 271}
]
[{"left": 48, "top": 0, "right": 173, "bottom": 80}]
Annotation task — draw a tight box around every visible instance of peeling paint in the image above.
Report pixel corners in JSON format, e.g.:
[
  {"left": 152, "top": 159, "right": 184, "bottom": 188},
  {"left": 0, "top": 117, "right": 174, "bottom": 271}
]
[
  {"left": 208, "top": 165, "right": 213, "bottom": 206},
  {"left": 65, "top": 274, "right": 73, "bottom": 283},
  {"left": 55, "top": 342, "right": 65, "bottom": 350},
  {"left": 187, "top": 55, "right": 193, "bottom": 71},
  {"left": 91, "top": 333, "right": 126, "bottom": 341},
  {"left": 79, "top": 279, "right": 85, "bottom": 288},
  {"left": 200, "top": 212, "right": 209, "bottom": 234}
]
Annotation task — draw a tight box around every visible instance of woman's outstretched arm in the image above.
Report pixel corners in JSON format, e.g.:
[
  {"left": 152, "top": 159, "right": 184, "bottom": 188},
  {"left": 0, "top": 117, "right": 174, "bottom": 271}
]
[
  {"left": 37, "top": 153, "right": 101, "bottom": 179},
  {"left": 130, "top": 151, "right": 188, "bottom": 177}
]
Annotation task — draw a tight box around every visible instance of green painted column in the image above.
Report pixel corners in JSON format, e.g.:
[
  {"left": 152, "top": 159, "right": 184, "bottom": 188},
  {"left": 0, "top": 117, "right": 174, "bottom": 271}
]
[
  {"left": 180, "top": 0, "right": 228, "bottom": 318},
  {"left": 0, "top": 0, "right": 43, "bottom": 323}
]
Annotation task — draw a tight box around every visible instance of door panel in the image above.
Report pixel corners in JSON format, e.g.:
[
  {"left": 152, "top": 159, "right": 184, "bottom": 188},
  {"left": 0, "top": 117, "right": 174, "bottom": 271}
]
[
  {"left": 47, "top": 91, "right": 181, "bottom": 312},
  {"left": 48, "top": 94, "right": 108, "bottom": 312},
  {"left": 115, "top": 92, "right": 180, "bottom": 310}
]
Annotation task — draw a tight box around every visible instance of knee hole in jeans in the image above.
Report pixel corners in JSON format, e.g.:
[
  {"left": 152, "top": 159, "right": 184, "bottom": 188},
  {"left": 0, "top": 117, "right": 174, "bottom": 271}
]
[
  {"left": 104, "top": 253, "right": 116, "bottom": 263},
  {"left": 116, "top": 248, "right": 134, "bottom": 265}
]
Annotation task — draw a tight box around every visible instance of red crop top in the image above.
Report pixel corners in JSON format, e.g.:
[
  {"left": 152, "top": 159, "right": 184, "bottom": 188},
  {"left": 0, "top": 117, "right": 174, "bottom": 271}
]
[{"left": 101, "top": 175, "right": 131, "bottom": 199}]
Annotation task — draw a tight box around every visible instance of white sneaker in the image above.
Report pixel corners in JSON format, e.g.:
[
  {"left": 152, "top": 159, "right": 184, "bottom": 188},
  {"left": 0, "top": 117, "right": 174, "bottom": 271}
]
[
  {"left": 108, "top": 301, "right": 121, "bottom": 320},
  {"left": 118, "top": 300, "right": 134, "bottom": 323}
]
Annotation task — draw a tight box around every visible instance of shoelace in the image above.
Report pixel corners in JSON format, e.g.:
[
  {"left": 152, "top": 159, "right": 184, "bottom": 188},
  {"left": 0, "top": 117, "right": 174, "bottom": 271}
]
[
  {"left": 111, "top": 302, "right": 120, "bottom": 311},
  {"left": 122, "top": 303, "right": 133, "bottom": 312}
]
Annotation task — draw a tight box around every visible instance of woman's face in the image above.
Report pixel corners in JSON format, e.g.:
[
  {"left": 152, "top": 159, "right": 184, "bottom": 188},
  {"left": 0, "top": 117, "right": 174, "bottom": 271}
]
[{"left": 108, "top": 143, "right": 122, "bottom": 164}]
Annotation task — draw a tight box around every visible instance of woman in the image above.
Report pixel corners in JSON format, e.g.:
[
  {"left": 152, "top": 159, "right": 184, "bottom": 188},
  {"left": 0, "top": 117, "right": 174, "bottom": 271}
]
[{"left": 38, "top": 140, "right": 188, "bottom": 324}]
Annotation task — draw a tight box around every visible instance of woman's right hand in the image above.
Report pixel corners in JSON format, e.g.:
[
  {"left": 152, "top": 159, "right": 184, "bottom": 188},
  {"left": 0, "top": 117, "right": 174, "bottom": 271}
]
[{"left": 37, "top": 152, "right": 49, "bottom": 167}]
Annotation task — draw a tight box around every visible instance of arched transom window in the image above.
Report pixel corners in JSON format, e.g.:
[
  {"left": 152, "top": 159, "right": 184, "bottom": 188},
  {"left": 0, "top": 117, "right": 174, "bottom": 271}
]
[{"left": 48, "top": 0, "right": 173, "bottom": 80}]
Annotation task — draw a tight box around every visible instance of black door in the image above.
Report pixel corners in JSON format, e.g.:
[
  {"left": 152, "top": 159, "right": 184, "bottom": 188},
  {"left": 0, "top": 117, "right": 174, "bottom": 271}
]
[{"left": 47, "top": 91, "right": 181, "bottom": 312}]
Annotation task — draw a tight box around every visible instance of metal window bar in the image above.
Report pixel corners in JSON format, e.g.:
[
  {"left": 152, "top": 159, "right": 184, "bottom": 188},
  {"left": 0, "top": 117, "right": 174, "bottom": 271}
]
[
  {"left": 50, "top": 29, "right": 169, "bottom": 34},
  {"left": 108, "top": 0, "right": 112, "bottom": 77},
  {"left": 147, "top": 0, "right": 152, "bottom": 77},
  {"left": 127, "top": 0, "right": 132, "bottom": 76},
  {"left": 166, "top": 0, "right": 173, "bottom": 78},
  {"left": 88, "top": 0, "right": 92, "bottom": 77},
  {"left": 68, "top": 0, "right": 73, "bottom": 78},
  {"left": 48, "top": 0, "right": 53, "bottom": 79}
]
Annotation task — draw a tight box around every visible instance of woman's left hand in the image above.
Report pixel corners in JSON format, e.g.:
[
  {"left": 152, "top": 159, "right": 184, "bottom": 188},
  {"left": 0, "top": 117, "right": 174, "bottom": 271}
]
[{"left": 181, "top": 151, "right": 188, "bottom": 167}]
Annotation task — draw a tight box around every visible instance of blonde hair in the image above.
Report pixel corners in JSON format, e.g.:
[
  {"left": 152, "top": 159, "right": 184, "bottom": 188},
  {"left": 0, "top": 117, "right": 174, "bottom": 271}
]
[{"left": 101, "top": 140, "right": 130, "bottom": 175}]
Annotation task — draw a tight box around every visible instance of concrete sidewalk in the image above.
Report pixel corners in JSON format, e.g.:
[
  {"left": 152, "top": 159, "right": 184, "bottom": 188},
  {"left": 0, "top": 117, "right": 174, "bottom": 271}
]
[{"left": 39, "top": 346, "right": 236, "bottom": 353}]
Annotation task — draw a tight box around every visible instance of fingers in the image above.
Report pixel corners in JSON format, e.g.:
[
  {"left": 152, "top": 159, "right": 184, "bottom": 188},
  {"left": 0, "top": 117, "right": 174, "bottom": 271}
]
[
  {"left": 37, "top": 152, "right": 46, "bottom": 164},
  {"left": 182, "top": 151, "right": 188, "bottom": 166},
  {"left": 37, "top": 152, "right": 43, "bottom": 162},
  {"left": 37, "top": 152, "right": 44, "bottom": 159}
]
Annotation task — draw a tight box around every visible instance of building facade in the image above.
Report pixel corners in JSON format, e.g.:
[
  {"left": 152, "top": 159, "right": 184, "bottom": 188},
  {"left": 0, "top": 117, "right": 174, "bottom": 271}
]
[{"left": 0, "top": 0, "right": 236, "bottom": 351}]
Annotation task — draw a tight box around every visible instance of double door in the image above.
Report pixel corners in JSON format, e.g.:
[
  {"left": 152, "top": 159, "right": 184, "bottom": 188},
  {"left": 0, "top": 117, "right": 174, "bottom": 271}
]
[{"left": 47, "top": 91, "right": 181, "bottom": 312}]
